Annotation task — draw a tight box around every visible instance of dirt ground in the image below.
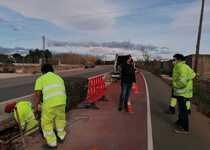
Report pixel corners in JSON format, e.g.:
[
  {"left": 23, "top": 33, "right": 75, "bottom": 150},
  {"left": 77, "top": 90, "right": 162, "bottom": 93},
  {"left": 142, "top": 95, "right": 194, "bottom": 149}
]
[{"left": 0, "top": 64, "right": 83, "bottom": 79}]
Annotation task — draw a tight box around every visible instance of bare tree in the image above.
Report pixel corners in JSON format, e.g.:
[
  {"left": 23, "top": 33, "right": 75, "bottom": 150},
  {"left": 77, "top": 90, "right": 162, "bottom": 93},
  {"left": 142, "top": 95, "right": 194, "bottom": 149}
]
[{"left": 140, "top": 47, "right": 151, "bottom": 62}]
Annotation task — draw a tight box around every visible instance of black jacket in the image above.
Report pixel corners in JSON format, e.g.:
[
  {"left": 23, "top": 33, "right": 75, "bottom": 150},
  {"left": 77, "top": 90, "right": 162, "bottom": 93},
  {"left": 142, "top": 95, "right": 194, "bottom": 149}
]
[{"left": 120, "top": 63, "right": 136, "bottom": 84}]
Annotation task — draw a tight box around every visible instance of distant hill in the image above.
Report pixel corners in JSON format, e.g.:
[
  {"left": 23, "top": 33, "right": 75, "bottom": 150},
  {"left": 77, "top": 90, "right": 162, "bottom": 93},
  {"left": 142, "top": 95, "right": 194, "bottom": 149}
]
[{"left": 0, "top": 46, "right": 29, "bottom": 55}]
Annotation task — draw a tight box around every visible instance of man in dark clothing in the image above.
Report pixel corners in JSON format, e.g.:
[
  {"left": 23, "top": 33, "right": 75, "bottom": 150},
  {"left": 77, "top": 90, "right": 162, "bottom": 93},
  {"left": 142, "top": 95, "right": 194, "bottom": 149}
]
[{"left": 118, "top": 55, "right": 136, "bottom": 111}]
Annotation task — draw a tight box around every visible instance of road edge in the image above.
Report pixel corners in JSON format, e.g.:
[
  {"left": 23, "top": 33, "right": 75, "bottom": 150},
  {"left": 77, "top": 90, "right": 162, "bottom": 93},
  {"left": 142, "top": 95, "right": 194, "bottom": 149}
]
[{"left": 141, "top": 72, "right": 154, "bottom": 150}]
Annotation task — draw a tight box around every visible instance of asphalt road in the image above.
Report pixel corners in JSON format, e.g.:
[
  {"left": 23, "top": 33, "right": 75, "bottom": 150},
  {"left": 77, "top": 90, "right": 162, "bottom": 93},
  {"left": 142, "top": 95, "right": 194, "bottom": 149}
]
[
  {"left": 0, "top": 66, "right": 112, "bottom": 102},
  {"left": 143, "top": 70, "right": 210, "bottom": 150}
]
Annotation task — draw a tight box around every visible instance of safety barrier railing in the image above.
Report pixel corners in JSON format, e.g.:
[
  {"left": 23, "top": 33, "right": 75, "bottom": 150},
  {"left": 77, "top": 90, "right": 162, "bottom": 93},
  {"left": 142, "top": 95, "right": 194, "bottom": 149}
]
[{"left": 84, "top": 75, "right": 106, "bottom": 109}]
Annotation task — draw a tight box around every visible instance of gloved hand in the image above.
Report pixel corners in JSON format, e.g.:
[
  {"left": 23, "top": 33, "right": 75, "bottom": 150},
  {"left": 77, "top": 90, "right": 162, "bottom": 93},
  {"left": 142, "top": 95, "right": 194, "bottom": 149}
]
[
  {"left": 195, "top": 73, "right": 200, "bottom": 80},
  {"left": 34, "top": 105, "right": 41, "bottom": 119},
  {"left": 36, "top": 112, "right": 41, "bottom": 120}
]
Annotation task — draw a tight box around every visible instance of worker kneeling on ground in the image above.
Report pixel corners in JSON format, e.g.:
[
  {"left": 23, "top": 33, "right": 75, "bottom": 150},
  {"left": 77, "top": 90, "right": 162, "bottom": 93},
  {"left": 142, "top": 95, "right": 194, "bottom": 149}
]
[
  {"left": 5, "top": 100, "right": 39, "bottom": 135},
  {"left": 34, "top": 64, "right": 67, "bottom": 148}
]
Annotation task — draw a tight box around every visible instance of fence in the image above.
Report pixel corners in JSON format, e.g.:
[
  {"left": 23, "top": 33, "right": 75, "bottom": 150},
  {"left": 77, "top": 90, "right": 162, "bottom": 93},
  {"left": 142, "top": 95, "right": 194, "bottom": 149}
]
[{"left": 193, "top": 77, "right": 210, "bottom": 117}]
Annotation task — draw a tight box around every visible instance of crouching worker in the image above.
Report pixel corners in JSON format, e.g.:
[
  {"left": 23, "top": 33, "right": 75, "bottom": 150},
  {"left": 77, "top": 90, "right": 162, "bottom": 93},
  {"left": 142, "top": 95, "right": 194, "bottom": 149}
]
[
  {"left": 34, "top": 64, "right": 67, "bottom": 148},
  {"left": 4, "top": 101, "right": 39, "bottom": 135}
]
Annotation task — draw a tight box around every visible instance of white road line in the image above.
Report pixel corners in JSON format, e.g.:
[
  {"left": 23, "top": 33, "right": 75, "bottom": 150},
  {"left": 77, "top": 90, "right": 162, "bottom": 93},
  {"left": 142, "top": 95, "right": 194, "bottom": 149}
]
[{"left": 141, "top": 72, "right": 154, "bottom": 150}]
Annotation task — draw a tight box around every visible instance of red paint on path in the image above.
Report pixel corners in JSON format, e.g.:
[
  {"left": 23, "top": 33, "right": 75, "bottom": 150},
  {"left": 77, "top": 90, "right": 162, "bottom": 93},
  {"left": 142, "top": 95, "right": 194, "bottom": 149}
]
[{"left": 27, "top": 73, "right": 148, "bottom": 150}]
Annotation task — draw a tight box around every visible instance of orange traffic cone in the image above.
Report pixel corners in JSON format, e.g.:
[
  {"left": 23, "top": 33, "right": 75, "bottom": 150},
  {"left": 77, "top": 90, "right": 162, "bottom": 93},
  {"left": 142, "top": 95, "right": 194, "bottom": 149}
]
[
  {"left": 127, "top": 98, "right": 133, "bottom": 113},
  {"left": 132, "top": 83, "right": 140, "bottom": 94}
]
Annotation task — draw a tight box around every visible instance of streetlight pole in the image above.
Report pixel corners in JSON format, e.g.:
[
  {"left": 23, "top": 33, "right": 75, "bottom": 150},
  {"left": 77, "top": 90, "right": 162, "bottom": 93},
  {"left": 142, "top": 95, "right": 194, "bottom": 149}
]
[
  {"left": 42, "top": 35, "right": 46, "bottom": 63},
  {"left": 194, "top": 0, "right": 205, "bottom": 73},
  {"left": 42, "top": 35, "right": 46, "bottom": 50}
]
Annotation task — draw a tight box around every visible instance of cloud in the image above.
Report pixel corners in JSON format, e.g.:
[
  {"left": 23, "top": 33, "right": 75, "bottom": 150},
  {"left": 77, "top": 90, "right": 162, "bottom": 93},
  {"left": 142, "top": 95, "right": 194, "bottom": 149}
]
[
  {"left": 47, "top": 40, "right": 164, "bottom": 51},
  {"left": 170, "top": 1, "right": 210, "bottom": 33},
  {"left": 138, "top": 1, "right": 210, "bottom": 52},
  {"left": 168, "top": 1, "right": 210, "bottom": 52},
  {"left": 0, "top": 0, "right": 126, "bottom": 31},
  {"left": 47, "top": 40, "right": 172, "bottom": 60},
  {"left": 0, "top": 15, "right": 22, "bottom": 31},
  {"left": 0, "top": 0, "right": 209, "bottom": 57},
  {"left": 0, "top": 7, "right": 28, "bottom": 32}
]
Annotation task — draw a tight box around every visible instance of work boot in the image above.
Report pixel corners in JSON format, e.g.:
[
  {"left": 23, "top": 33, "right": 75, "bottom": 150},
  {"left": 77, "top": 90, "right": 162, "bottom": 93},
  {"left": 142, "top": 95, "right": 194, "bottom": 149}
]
[
  {"left": 118, "top": 106, "right": 122, "bottom": 111},
  {"left": 57, "top": 130, "right": 66, "bottom": 143},
  {"left": 174, "top": 127, "right": 189, "bottom": 134},
  {"left": 47, "top": 141, "right": 57, "bottom": 148}
]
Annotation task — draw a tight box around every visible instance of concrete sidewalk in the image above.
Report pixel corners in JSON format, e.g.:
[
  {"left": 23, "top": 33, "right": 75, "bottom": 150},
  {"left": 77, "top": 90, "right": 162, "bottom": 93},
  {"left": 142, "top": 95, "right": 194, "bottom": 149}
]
[{"left": 24, "top": 72, "right": 148, "bottom": 150}]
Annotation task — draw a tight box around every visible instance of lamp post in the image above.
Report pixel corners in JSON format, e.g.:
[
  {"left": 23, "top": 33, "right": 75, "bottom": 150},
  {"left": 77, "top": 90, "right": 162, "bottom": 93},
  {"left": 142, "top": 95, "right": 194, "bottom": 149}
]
[{"left": 194, "top": 0, "right": 205, "bottom": 73}]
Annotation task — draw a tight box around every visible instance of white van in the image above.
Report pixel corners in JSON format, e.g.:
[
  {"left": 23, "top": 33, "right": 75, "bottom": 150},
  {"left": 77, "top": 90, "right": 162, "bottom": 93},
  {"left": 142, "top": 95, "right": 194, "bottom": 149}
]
[{"left": 112, "top": 54, "right": 131, "bottom": 78}]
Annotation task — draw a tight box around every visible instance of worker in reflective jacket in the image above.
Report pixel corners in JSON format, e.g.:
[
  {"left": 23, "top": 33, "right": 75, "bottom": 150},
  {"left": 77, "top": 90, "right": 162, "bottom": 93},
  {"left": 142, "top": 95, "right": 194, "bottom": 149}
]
[
  {"left": 172, "top": 54, "right": 196, "bottom": 134},
  {"left": 5, "top": 100, "right": 38, "bottom": 135},
  {"left": 34, "top": 64, "right": 67, "bottom": 147}
]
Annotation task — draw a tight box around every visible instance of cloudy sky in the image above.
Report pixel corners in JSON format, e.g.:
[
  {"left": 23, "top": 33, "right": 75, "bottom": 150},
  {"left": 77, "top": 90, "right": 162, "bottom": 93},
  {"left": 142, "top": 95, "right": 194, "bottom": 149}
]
[{"left": 0, "top": 0, "right": 209, "bottom": 59}]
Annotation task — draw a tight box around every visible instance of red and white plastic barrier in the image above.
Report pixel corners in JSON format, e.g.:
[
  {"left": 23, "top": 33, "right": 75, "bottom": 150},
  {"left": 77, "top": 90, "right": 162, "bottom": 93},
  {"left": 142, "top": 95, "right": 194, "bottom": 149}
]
[{"left": 86, "top": 75, "right": 106, "bottom": 104}]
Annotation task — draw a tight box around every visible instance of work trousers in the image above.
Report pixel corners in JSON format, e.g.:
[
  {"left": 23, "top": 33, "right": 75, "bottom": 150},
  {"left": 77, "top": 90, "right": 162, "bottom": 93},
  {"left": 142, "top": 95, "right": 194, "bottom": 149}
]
[
  {"left": 177, "top": 96, "right": 189, "bottom": 131},
  {"left": 169, "top": 89, "right": 191, "bottom": 114},
  {"left": 119, "top": 82, "right": 132, "bottom": 109},
  {"left": 41, "top": 104, "right": 66, "bottom": 146}
]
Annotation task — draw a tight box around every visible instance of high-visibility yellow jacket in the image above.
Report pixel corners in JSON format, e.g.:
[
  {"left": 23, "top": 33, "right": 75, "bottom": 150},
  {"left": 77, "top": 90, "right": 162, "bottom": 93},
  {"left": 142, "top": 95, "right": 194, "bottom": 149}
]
[
  {"left": 172, "top": 61, "right": 196, "bottom": 98},
  {"left": 13, "top": 101, "right": 38, "bottom": 132},
  {"left": 34, "top": 72, "right": 66, "bottom": 109}
]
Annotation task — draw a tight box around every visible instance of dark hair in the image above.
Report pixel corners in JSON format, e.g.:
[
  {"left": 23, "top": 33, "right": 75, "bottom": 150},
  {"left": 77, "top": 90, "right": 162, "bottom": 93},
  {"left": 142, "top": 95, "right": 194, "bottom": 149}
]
[
  {"left": 126, "top": 54, "right": 132, "bottom": 61},
  {"left": 130, "top": 58, "right": 133, "bottom": 63},
  {"left": 41, "top": 64, "right": 54, "bottom": 74},
  {"left": 173, "top": 54, "right": 185, "bottom": 61}
]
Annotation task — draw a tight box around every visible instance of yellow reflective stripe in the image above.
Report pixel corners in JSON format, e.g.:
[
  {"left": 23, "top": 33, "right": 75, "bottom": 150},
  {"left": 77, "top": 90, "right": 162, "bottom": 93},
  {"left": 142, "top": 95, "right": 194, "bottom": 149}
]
[
  {"left": 43, "top": 84, "right": 64, "bottom": 92},
  {"left": 178, "top": 78, "right": 189, "bottom": 83},
  {"left": 175, "top": 89, "right": 185, "bottom": 93},
  {"left": 175, "top": 89, "right": 192, "bottom": 94},
  {"left": 57, "top": 128, "right": 64, "bottom": 132},
  {"left": 43, "top": 131, "right": 54, "bottom": 136},
  {"left": 170, "top": 98, "right": 177, "bottom": 107},
  {"left": 186, "top": 101, "right": 191, "bottom": 110},
  {"left": 58, "top": 135, "right": 65, "bottom": 140},
  {"left": 44, "top": 91, "right": 66, "bottom": 101}
]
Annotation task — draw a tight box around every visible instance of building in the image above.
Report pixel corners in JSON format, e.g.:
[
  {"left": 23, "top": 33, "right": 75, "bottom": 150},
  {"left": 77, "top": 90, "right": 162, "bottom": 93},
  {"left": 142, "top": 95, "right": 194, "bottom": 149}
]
[{"left": 186, "top": 54, "right": 210, "bottom": 76}]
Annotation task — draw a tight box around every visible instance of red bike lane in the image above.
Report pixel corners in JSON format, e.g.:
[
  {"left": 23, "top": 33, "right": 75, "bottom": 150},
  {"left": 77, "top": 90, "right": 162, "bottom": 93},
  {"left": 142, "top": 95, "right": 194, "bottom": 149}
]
[
  {"left": 27, "top": 72, "right": 149, "bottom": 150},
  {"left": 59, "top": 72, "right": 148, "bottom": 150}
]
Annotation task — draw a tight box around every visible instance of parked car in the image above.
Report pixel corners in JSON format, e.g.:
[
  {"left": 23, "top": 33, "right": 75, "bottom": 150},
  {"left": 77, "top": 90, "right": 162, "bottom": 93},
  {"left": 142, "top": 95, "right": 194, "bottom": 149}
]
[{"left": 84, "top": 62, "right": 95, "bottom": 69}]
